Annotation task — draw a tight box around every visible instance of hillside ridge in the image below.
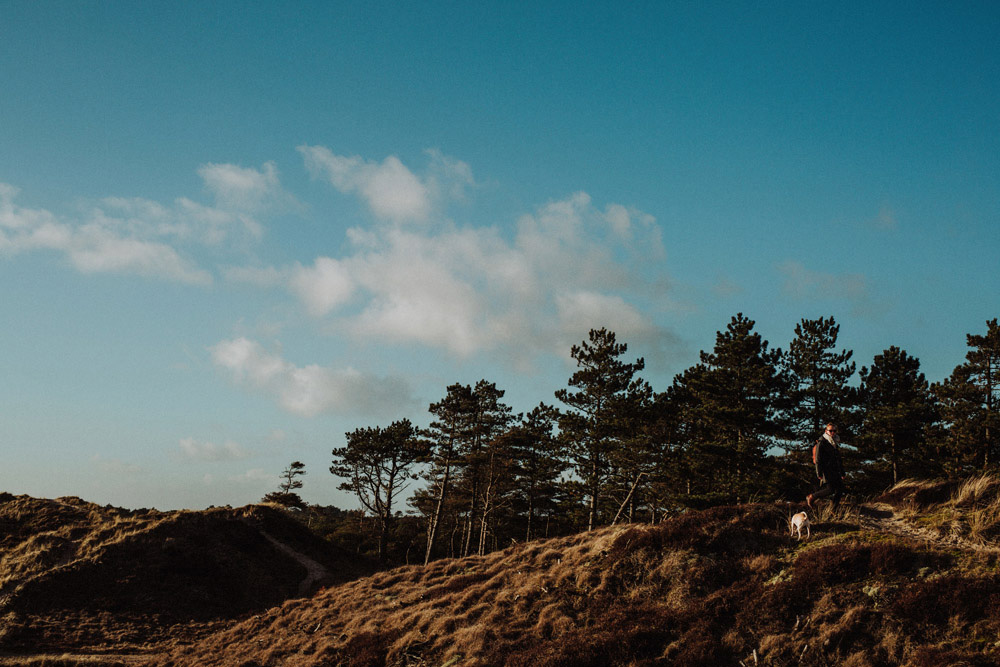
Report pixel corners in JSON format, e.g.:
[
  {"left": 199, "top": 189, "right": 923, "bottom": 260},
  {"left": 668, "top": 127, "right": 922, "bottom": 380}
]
[
  {"left": 0, "top": 493, "right": 370, "bottom": 659},
  {"left": 5, "top": 478, "right": 1000, "bottom": 666}
]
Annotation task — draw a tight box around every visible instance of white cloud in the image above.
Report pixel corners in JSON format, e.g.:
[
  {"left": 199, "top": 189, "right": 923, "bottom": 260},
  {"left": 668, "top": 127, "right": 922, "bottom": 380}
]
[
  {"left": 68, "top": 227, "right": 213, "bottom": 285},
  {"left": 0, "top": 161, "right": 290, "bottom": 283},
  {"left": 290, "top": 257, "right": 355, "bottom": 317},
  {"left": 299, "top": 147, "right": 429, "bottom": 222},
  {"left": 0, "top": 185, "right": 213, "bottom": 284},
  {"left": 602, "top": 202, "right": 660, "bottom": 242},
  {"left": 198, "top": 161, "right": 282, "bottom": 212},
  {"left": 210, "top": 337, "right": 415, "bottom": 417},
  {"left": 424, "top": 148, "right": 476, "bottom": 202},
  {"left": 178, "top": 438, "right": 250, "bottom": 462},
  {"left": 604, "top": 203, "right": 633, "bottom": 238},
  {"left": 299, "top": 145, "right": 473, "bottom": 224},
  {"left": 272, "top": 185, "right": 668, "bottom": 362},
  {"left": 556, "top": 291, "right": 651, "bottom": 339}
]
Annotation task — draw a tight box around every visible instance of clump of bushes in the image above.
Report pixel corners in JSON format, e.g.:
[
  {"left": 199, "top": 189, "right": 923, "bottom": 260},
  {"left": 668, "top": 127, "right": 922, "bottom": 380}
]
[{"left": 608, "top": 504, "right": 787, "bottom": 561}]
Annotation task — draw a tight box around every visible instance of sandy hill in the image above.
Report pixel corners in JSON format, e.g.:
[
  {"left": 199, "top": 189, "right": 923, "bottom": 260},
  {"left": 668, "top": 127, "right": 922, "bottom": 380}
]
[
  {"left": 155, "top": 478, "right": 1000, "bottom": 667},
  {"left": 0, "top": 493, "right": 371, "bottom": 659}
]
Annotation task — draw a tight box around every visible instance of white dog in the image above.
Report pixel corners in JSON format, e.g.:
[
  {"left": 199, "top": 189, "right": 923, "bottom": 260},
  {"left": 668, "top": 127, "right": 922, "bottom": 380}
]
[{"left": 790, "top": 511, "right": 810, "bottom": 540}]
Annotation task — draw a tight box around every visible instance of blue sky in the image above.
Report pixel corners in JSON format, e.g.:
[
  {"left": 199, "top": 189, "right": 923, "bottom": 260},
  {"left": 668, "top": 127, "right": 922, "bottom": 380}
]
[{"left": 2, "top": 2, "right": 998, "bottom": 510}]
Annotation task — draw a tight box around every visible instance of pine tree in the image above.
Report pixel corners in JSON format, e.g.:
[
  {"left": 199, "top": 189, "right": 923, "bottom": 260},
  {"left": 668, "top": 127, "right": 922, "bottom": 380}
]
[
  {"left": 420, "top": 383, "right": 474, "bottom": 564},
  {"left": 458, "top": 380, "right": 513, "bottom": 557},
  {"left": 646, "top": 387, "right": 698, "bottom": 512},
  {"left": 508, "top": 403, "right": 566, "bottom": 541},
  {"left": 934, "top": 319, "right": 1000, "bottom": 471},
  {"left": 857, "top": 347, "right": 937, "bottom": 487},
  {"left": 262, "top": 461, "right": 307, "bottom": 510},
  {"left": 670, "top": 314, "right": 788, "bottom": 501},
  {"left": 784, "top": 316, "right": 857, "bottom": 445},
  {"left": 331, "top": 420, "right": 428, "bottom": 562},
  {"left": 555, "top": 328, "right": 647, "bottom": 531},
  {"left": 658, "top": 364, "right": 716, "bottom": 499},
  {"left": 606, "top": 378, "right": 655, "bottom": 524}
]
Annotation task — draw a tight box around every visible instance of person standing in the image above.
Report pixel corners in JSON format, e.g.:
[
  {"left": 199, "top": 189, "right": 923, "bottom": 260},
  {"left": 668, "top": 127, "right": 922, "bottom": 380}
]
[{"left": 807, "top": 423, "right": 845, "bottom": 510}]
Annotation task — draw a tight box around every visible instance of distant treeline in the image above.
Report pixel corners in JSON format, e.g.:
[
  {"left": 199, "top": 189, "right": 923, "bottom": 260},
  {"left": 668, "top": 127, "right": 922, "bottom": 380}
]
[{"left": 269, "top": 314, "right": 1000, "bottom": 565}]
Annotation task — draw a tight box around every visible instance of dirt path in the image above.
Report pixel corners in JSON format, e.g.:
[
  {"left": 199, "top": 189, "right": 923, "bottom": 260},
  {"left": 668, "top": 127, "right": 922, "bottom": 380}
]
[
  {"left": 857, "top": 502, "right": 1000, "bottom": 553},
  {"left": 259, "top": 530, "right": 330, "bottom": 596}
]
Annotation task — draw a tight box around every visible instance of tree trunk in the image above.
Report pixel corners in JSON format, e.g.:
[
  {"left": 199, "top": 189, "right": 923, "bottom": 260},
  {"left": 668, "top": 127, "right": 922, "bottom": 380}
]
[
  {"left": 463, "top": 479, "right": 480, "bottom": 558},
  {"left": 379, "top": 483, "right": 394, "bottom": 563},
  {"left": 986, "top": 360, "right": 994, "bottom": 469},
  {"left": 525, "top": 490, "right": 534, "bottom": 542},
  {"left": 588, "top": 454, "right": 598, "bottom": 531},
  {"left": 613, "top": 473, "right": 646, "bottom": 525},
  {"left": 424, "top": 452, "right": 452, "bottom": 565},
  {"left": 890, "top": 433, "right": 898, "bottom": 485}
]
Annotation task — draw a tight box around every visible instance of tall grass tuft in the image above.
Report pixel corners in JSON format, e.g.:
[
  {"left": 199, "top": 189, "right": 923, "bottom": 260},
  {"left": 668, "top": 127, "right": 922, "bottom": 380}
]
[{"left": 952, "top": 473, "right": 1000, "bottom": 507}]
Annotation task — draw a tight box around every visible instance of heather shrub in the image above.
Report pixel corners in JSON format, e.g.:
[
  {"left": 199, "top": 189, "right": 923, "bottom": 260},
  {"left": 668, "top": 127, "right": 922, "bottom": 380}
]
[
  {"left": 905, "top": 646, "right": 1000, "bottom": 667},
  {"left": 793, "top": 543, "right": 874, "bottom": 588},
  {"left": 743, "top": 579, "right": 812, "bottom": 631},
  {"left": 890, "top": 575, "right": 1000, "bottom": 636},
  {"left": 815, "top": 606, "right": 880, "bottom": 660},
  {"left": 667, "top": 621, "right": 734, "bottom": 667},
  {"left": 341, "top": 630, "right": 402, "bottom": 667},
  {"left": 868, "top": 541, "right": 919, "bottom": 575},
  {"left": 482, "top": 601, "right": 680, "bottom": 666},
  {"left": 608, "top": 504, "right": 786, "bottom": 562}
]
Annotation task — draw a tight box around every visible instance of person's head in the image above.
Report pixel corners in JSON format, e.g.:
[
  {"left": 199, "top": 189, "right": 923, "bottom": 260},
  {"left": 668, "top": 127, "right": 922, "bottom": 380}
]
[{"left": 825, "top": 423, "right": 838, "bottom": 437}]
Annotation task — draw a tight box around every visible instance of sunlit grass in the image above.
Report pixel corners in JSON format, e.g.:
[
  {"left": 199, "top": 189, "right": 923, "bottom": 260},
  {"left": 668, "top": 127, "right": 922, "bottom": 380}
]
[
  {"left": 952, "top": 473, "right": 1000, "bottom": 507},
  {"left": 881, "top": 474, "right": 1000, "bottom": 546}
]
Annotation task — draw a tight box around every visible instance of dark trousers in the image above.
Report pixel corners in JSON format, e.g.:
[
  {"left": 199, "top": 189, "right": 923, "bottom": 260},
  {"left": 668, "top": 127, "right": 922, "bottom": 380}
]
[{"left": 812, "top": 479, "right": 845, "bottom": 509}]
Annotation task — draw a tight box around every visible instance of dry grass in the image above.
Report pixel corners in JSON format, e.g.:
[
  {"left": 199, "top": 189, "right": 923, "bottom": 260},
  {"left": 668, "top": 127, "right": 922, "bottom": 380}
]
[
  {"left": 0, "top": 654, "right": 148, "bottom": 666},
  {"left": 155, "top": 493, "right": 1000, "bottom": 666},
  {"left": 952, "top": 474, "right": 1000, "bottom": 506},
  {"left": 0, "top": 493, "right": 369, "bottom": 655},
  {"left": 9, "top": 481, "right": 1000, "bottom": 666},
  {"left": 809, "top": 499, "right": 863, "bottom": 527},
  {"left": 879, "top": 474, "right": 1000, "bottom": 546},
  {"left": 878, "top": 478, "right": 955, "bottom": 510}
]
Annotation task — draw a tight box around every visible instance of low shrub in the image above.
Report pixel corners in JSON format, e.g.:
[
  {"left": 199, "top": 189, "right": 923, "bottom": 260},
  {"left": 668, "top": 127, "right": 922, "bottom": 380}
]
[
  {"left": 607, "top": 504, "right": 786, "bottom": 562},
  {"left": 481, "top": 601, "right": 681, "bottom": 667},
  {"left": 890, "top": 575, "right": 1000, "bottom": 636},
  {"left": 341, "top": 630, "right": 402, "bottom": 667},
  {"left": 793, "top": 544, "right": 874, "bottom": 588},
  {"left": 905, "top": 646, "right": 1000, "bottom": 667}
]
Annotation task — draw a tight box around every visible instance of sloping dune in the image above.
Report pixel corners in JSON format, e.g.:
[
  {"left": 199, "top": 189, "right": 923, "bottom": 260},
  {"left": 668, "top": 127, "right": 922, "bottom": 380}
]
[
  {"left": 0, "top": 493, "right": 370, "bottom": 655},
  {"left": 157, "top": 500, "right": 1000, "bottom": 667}
]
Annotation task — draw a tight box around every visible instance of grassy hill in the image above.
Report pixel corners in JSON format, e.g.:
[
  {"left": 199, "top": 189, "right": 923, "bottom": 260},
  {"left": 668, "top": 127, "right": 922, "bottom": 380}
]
[
  {"left": 157, "top": 478, "right": 1000, "bottom": 667},
  {"left": 0, "top": 493, "right": 370, "bottom": 660},
  {"left": 5, "top": 477, "right": 1000, "bottom": 666}
]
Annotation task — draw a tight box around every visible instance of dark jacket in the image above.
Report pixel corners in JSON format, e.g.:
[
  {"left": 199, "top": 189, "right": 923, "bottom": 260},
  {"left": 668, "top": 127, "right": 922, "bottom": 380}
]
[{"left": 813, "top": 437, "right": 844, "bottom": 484}]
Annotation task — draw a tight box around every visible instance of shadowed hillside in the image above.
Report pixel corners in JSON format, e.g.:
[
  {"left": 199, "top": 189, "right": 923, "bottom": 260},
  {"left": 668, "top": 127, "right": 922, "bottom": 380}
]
[
  {"left": 0, "top": 493, "right": 371, "bottom": 657},
  {"left": 156, "top": 482, "right": 1000, "bottom": 667},
  {"left": 5, "top": 480, "right": 1000, "bottom": 666}
]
